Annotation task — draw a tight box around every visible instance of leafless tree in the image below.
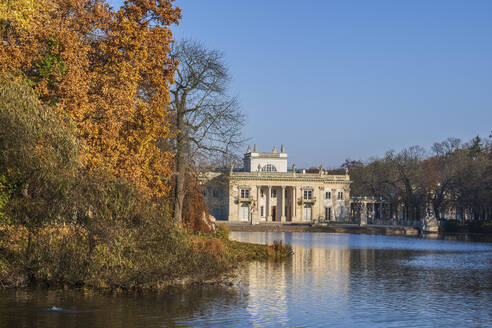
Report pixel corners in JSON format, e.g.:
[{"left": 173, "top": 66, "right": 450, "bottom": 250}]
[
  {"left": 169, "top": 39, "right": 245, "bottom": 222},
  {"left": 385, "top": 146, "right": 427, "bottom": 221}
]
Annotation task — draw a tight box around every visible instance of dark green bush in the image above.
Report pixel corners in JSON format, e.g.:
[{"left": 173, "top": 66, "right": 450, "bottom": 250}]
[{"left": 0, "top": 75, "right": 80, "bottom": 228}]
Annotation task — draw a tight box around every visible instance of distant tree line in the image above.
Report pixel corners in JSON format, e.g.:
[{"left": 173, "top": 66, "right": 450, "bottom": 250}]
[{"left": 343, "top": 135, "right": 492, "bottom": 222}]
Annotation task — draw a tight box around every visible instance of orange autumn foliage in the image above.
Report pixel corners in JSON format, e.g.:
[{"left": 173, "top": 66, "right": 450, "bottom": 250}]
[{"left": 0, "top": 0, "right": 181, "bottom": 198}]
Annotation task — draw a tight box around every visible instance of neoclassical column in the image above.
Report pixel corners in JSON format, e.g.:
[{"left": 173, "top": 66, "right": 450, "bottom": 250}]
[
  {"left": 228, "top": 183, "right": 233, "bottom": 220},
  {"left": 299, "top": 187, "right": 303, "bottom": 221},
  {"left": 237, "top": 185, "right": 241, "bottom": 221},
  {"left": 267, "top": 185, "right": 272, "bottom": 221},
  {"left": 256, "top": 185, "right": 260, "bottom": 222},
  {"left": 291, "top": 186, "right": 296, "bottom": 221},
  {"left": 281, "top": 186, "right": 286, "bottom": 222}
]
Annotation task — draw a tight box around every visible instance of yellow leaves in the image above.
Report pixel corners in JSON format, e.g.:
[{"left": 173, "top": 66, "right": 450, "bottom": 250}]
[
  {"left": 84, "top": 3, "right": 179, "bottom": 199},
  {"left": 0, "top": 0, "right": 36, "bottom": 29}
]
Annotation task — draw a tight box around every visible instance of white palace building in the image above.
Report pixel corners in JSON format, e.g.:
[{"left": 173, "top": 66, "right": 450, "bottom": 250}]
[{"left": 201, "top": 145, "right": 352, "bottom": 223}]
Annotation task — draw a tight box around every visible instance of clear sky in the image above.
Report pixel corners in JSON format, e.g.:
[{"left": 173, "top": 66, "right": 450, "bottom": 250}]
[{"left": 109, "top": 0, "right": 492, "bottom": 168}]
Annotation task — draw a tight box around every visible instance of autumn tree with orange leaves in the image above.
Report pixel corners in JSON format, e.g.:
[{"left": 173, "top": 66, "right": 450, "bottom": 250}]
[{"left": 0, "top": 0, "right": 181, "bottom": 199}]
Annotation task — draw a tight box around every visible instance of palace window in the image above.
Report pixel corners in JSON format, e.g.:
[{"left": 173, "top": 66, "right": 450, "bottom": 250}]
[
  {"left": 337, "top": 191, "right": 344, "bottom": 200},
  {"left": 325, "top": 191, "right": 331, "bottom": 199},
  {"left": 261, "top": 189, "right": 264, "bottom": 197},
  {"left": 271, "top": 189, "right": 277, "bottom": 198},
  {"left": 262, "top": 164, "right": 277, "bottom": 172},
  {"left": 304, "top": 190, "right": 313, "bottom": 200},
  {"left": 260, "top": 206, "right": 264, "bottom": 217},
  {"left": 325, "top": 207, "right": 332, "bottom": 220},
  {"left": 240, "top": 189, "right": 250, "bottom": 198}
]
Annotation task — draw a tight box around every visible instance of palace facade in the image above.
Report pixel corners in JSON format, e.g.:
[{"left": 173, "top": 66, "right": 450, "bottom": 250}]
[{"left": 201, "top": 145, "right": 352, "bottom": 223}]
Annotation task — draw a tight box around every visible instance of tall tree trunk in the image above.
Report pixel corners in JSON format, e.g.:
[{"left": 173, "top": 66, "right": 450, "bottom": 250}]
[{"left": 174, "top": 109, "right": 185, "bottom": 223}]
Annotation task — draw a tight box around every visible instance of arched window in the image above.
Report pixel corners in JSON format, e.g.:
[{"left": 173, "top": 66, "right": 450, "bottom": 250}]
[{"left": 262, "top": 164, "right": 277, "bottom": 172}]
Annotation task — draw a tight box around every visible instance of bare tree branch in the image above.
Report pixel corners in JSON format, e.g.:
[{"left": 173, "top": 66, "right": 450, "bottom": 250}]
[{"left": 169, "top": 39, "right": 246, "bottom": 221}]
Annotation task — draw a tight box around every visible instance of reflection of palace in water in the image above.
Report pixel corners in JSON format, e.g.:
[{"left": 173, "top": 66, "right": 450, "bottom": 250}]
[
  {"left": 233, "top": 232, "right": 384, "bottom": 325},
  {"left": 235, "top": 233, "right": 378, "bottom": 324},
  {"left": 292, "top": 245, "right": 352, "bottom": 274},
  {"left": 237, "top": 232, "right": 377, "bottom": 274}
]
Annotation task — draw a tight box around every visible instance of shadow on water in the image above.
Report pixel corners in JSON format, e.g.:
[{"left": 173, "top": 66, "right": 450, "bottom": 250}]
[
  {"left": 423, "top": 232, "right": 492, "bottom": 243},
  {"left": 0, "top": 285, "right": 243, "bottom": 328},
  {"left": 1, "top": 232, "right": 491, "bottom": 327}
]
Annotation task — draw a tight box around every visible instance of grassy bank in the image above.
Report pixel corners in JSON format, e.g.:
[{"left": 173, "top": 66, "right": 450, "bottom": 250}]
[{"left": 0, "top": 223, "right": 292, "bottom": 291}]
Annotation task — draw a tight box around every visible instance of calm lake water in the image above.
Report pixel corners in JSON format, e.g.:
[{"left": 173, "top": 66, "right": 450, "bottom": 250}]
[{"left": 1, "top": 232, "right": 491, "bottom": 327}]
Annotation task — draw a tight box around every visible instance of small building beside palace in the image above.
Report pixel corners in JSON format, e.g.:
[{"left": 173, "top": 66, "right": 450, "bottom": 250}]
[{"left": 201, "top": 145, "right": 352, "bottom": 223}]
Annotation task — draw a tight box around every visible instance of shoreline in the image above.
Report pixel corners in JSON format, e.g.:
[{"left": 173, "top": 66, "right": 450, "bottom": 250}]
[
  {"left": 223, "top": 221, "right": 421, "bottom": 236},
  {"left": 224, "top": 222, "right": 492, "bottom": 242},
  {"left": 0, "top": 270, "right": 245, "bottom": 296},
  {"left": 0, "top": 224, "right": 292, "bottom": 291}
]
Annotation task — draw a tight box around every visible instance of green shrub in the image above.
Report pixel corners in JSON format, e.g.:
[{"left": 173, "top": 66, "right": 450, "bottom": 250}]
[
  {"left": 0, "top": 75, "right": 80, "bottom": 228},
  {"left": 215, "top": 223, "right": 230, "bottom": 240},
  {"left": 0, "top": 175, "right": 12, "bottom": 224}
]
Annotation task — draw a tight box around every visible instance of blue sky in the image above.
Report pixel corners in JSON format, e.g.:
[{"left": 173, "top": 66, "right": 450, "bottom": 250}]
[{"left": 109, "top": 0, "right": 492, "bottom": 167}]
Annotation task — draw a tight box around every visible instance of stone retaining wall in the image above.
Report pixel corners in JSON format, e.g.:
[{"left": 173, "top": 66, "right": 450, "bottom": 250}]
[{"left": 223, "top": 222, "right": 420, "bottom": 236}]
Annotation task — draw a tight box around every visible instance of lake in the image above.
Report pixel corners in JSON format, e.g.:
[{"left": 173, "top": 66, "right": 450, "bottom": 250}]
[{"left": 1, "top": 232, "right": 491, "bottom": 327}]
